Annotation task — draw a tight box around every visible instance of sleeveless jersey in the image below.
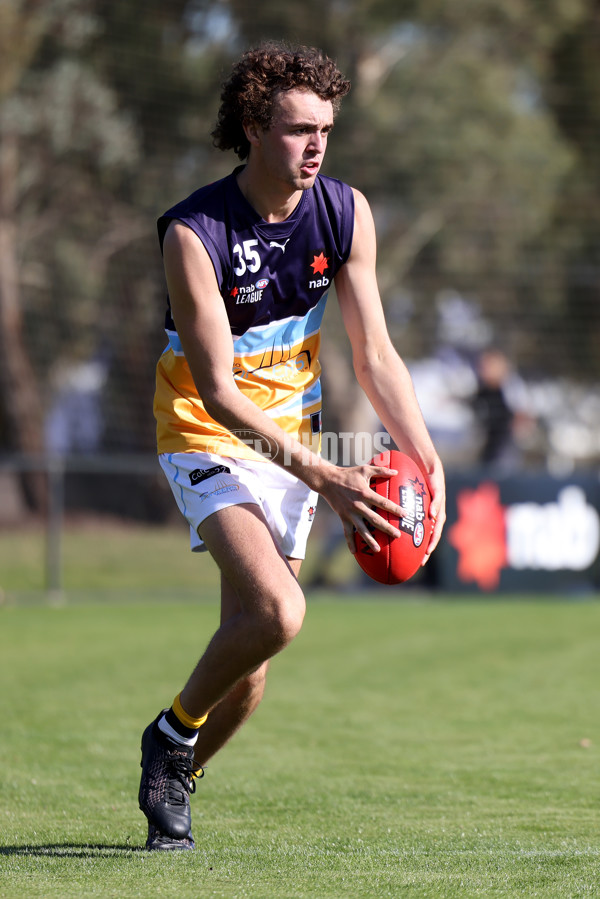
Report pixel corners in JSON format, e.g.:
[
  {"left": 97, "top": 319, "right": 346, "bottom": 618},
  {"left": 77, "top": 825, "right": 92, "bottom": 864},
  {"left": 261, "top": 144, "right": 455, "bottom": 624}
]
[{"left": 154, "top": 167, "right": 355, "bottom": 461}]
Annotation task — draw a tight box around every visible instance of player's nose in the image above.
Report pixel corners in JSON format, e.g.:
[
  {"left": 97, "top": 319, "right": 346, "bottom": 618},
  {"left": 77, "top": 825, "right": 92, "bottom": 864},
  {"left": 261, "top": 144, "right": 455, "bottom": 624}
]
[{"left": 307, "top": 130, "right": 327, "bottom": 153}]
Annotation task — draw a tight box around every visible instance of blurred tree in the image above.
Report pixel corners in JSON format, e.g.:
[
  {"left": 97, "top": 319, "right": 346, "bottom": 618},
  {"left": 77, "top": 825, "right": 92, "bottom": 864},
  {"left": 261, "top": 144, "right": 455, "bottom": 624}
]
[
  {"left": 1, "top": 0, "right": 599, "bottom": 492},
  {"left": 86, "top": 3, "right": 234, "bottom": 451},
  {"left": 0, "top": 0, "right": 51, "bottom": 506},
  {"left": 216, "top": 0, "right": 587, "bottom": 369},
  {"left": 0, "top": 1, "right": 224, "bottom": 474},
  {"left": 545, "top": 0, "right": 600, "bottom": 375},
  {"left": 0, "top": 0, "right": 133, "bottom": 505}
]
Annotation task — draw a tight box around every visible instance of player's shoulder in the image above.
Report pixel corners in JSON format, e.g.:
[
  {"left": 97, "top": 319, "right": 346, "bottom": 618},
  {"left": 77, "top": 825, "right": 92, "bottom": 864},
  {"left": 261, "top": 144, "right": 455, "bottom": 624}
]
[
  {"left": 310, "top": 175, "right": 356, "bottom": 259},
  {"left": 315, "top": 175, "right": 370, "bottom": 215},
  {"left": 314, "top": 172, "right": 353, "bottom": 199},
  {"left": 349, "top": 186, "right": 372, "bottom": 218},
  {"left": 157, "top": 171, "right": 238, "bottom": 251},
  {"left": 163, "top": 171, "right": 234, "bottom": 220}
]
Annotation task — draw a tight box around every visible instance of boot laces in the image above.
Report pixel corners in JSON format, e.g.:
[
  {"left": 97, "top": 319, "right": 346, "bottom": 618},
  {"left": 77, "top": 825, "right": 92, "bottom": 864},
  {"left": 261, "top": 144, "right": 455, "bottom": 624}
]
[{"left": 165, "top": 752, "right": 203, "bottom": 804}]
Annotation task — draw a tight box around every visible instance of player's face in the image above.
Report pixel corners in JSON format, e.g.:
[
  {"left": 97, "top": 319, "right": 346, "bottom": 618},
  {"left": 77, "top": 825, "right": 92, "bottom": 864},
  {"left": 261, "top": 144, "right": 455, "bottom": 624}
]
[{"left": 252, "top": 89, "right": 334, "bottom": 191}]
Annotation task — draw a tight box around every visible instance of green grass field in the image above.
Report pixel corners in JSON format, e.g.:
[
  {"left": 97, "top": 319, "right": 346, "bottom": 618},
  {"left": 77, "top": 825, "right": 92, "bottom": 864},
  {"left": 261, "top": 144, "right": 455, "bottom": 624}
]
[{"left": 1, "top": 524, "right": 599, "bottom": 897}]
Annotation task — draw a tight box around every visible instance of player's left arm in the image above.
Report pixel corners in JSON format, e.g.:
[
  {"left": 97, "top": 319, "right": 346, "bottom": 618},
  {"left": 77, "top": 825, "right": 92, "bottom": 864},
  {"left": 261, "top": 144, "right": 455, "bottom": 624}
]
[{"left": 334, "top": 188, "right": 446, "bottom": 560}]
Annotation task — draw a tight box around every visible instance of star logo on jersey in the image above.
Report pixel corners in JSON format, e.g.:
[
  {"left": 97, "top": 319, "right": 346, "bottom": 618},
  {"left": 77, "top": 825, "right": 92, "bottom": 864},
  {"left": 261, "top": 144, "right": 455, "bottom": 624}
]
[
  {"left": 448, "top": 482, "right": 507, "bottom": 590},
  {"left": 230, "top": 286, "right": 239, "bottom": 298},
  {"left": 310, "top": 252, "right": 329, "bottom": 276}
]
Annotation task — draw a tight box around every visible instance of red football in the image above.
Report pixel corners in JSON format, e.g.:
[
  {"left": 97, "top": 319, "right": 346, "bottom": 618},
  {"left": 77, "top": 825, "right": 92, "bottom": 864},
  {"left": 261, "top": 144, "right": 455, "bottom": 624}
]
[{"left": 354, "top": 450, "right": 433, "bottom": 585}]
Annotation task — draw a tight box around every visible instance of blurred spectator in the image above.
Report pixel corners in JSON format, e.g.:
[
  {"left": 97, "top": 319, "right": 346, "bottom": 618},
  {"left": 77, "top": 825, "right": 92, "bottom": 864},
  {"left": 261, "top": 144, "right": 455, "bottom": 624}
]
[
  {"left": 472, "top": 348, "right": 519, "bottom": 471},
  {"left": 45, "top": 358, "right": 108, "bottom": 455}
]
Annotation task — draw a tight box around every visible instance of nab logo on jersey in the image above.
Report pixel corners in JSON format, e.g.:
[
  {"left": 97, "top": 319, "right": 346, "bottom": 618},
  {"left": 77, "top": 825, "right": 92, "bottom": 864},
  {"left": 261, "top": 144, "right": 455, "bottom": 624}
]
[
  {"left": 309, "top": 251, "right": 330, "bottom": 289},
  {"left": 230, "top": 281, "right": 268, "bottom": 304}
]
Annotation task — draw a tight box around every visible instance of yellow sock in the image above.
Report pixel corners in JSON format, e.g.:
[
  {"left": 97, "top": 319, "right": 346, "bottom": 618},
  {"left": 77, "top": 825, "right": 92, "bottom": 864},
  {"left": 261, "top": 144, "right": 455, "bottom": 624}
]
[{"left": 172, "top": 692, "right": 208, "bottom": 731}]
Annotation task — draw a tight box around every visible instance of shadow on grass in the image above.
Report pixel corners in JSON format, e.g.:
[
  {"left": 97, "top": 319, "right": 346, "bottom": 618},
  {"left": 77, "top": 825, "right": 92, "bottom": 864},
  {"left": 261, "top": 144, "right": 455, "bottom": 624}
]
[{"left": 0, "top": 843, "right": 146, "bottom": 857}]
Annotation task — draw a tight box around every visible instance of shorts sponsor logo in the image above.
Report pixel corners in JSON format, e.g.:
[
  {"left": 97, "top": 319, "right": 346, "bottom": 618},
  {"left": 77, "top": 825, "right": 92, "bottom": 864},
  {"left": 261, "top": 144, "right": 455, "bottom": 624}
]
[
  {"left": 190, "top": 464, "right": 231, "bottom": 485},
  {"left": 199, "top": 480, "right": 240, "bottom": 502}
]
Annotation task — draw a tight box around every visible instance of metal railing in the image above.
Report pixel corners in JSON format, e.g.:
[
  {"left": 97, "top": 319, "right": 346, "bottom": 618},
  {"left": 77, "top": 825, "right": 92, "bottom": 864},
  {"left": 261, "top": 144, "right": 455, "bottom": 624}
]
[{"left": 0, "top": 453, "right": 162, "bottom": 596}]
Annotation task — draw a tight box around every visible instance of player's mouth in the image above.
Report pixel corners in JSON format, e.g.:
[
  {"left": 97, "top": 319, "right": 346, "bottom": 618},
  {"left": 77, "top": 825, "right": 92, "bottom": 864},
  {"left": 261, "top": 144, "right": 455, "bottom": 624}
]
[{"left": 300, "top": 160, "right": 321, "bottom": 176}]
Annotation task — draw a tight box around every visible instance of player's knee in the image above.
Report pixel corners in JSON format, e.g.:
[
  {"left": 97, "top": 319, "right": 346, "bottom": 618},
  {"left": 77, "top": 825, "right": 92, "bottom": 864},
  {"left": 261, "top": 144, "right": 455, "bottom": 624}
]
[
  {"left": 277, "top": 597, "right": 306, "bottom": 647},
  {"left": 261, "top": 587, "right": 305, "bottom": 652}
]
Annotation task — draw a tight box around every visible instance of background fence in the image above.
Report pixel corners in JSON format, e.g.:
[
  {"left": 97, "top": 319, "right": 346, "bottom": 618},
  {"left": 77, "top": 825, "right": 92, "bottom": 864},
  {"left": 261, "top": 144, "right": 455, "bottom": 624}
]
[
  {"left": 1, "top": 1, "right": 599, "bottom": 596},
  {"left": 1, "top": 453, "right": 598, "bottom": 597}
]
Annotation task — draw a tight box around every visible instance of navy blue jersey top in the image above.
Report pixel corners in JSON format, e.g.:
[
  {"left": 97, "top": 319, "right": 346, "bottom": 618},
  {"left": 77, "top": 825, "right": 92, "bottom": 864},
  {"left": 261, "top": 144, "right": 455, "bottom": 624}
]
[{"left": 155, "top": 167, "right": 355, "bottom": 459}]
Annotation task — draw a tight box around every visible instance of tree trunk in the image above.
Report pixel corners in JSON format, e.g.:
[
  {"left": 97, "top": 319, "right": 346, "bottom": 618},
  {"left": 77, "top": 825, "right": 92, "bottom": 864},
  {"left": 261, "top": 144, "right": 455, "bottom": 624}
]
[{"left": 0, "top": 128, "right": 47, "bottom": 510}]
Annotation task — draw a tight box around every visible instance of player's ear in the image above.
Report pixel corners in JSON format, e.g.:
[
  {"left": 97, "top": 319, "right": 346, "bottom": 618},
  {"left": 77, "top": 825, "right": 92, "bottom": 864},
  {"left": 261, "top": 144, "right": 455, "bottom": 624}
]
[{"left": 242, "top": 119, "right": 261, "bottom": 148}]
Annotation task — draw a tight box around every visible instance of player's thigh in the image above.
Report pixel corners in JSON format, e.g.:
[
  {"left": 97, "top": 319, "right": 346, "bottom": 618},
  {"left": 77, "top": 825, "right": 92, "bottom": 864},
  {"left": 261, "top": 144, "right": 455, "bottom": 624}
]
[{"left": 199, "top": 502, "right": 305, "bottom": 621}]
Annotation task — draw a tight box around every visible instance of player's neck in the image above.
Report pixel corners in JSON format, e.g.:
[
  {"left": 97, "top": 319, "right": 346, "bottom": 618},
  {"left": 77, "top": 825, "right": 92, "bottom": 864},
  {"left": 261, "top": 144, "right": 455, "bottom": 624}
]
[{"left": 236, "top": 165, "right": 303, "bottom": 223}]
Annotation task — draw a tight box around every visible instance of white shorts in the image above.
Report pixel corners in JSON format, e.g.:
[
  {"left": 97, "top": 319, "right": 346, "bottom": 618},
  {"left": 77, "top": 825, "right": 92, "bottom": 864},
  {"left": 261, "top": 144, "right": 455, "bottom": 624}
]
[{"left": 159, "top": 451, "right": 319, "bottom": 559}]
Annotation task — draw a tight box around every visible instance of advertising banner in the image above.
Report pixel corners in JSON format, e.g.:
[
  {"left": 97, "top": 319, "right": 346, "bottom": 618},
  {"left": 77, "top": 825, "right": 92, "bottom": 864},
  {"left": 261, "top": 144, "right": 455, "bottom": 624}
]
[{"left": 438, "top": 472, "right": 600, "bottom": 593}]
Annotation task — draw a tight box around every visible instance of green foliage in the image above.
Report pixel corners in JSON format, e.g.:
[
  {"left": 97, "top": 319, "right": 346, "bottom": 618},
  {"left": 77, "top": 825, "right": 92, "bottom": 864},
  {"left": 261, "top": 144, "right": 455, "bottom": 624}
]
[
  {"left": 1, "top": 0, "right": 600, "bottom": 459},
  {"left": 1, "top": 598, "right": 599, "bottom": 896}
]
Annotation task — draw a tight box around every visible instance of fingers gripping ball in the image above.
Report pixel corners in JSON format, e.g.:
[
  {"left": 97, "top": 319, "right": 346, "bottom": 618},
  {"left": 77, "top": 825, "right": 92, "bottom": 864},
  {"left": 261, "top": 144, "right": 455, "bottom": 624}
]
[{"left": 355, "top": 450, "right": 434, "bottom": 585}]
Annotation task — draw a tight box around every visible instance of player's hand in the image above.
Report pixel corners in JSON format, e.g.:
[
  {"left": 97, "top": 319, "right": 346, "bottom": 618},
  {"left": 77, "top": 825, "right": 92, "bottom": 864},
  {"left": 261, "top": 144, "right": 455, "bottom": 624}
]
[
  {"left": 317, "top": 464, "right": 405, "bottom": 555},
  {"left": 422, "top": 461, "right": 446, "bottom": 565}
]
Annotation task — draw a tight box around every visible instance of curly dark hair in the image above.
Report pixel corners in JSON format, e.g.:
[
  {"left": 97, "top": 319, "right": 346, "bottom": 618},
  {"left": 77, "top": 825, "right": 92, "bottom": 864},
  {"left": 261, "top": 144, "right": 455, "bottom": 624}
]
[{"left": 212, "top": 42, "right": 351, "bottom": 160}]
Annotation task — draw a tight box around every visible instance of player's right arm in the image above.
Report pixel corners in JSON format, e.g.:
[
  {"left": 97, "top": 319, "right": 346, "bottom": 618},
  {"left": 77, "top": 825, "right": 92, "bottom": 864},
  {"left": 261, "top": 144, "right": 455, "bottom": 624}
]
[{"left": 162, "top": 220, "right": 404, "bottom": 553}]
